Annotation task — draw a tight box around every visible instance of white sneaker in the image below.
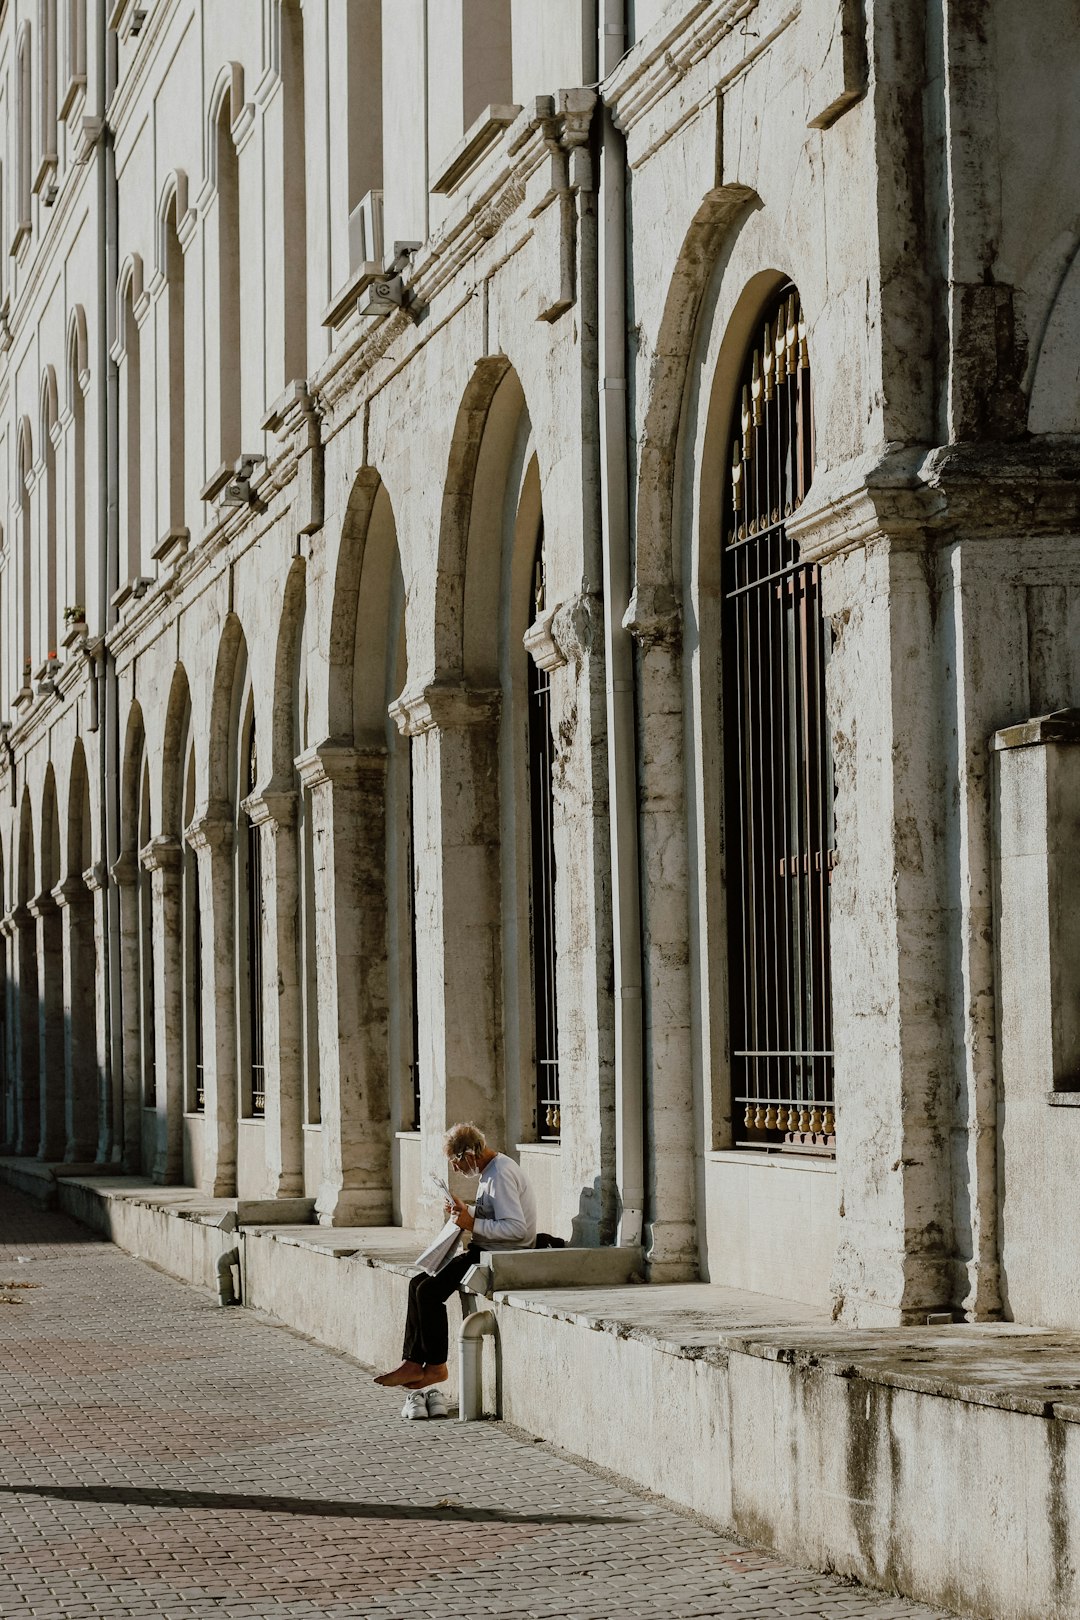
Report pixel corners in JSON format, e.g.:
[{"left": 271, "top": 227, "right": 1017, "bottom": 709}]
[
  {"left": 426, "top": 1387, "right": 449, "bottom": 1419},
  {"left": 401, "top": 1389, "right": 429, "bottom": 1420}
]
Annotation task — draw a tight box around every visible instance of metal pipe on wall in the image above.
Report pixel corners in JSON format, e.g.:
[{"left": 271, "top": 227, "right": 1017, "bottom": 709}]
[{"left": 596, "top": 0, "right": 644, "bottom": 1251}]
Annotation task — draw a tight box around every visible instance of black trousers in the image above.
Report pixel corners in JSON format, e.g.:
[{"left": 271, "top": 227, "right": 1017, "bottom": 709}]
[{"left": 402, "top": 1245, "right": 482, "bottom": 1366}]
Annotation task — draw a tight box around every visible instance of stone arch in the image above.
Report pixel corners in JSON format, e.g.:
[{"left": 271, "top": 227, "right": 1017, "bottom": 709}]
[
  {"left": 161, "top": 663, "right": 191, "bottom": 840},
  {"left": 17, "top": 787, "right": 34, "bottom": 906},
  {"left": 39, "top": 363, "right": 58, "bottom": 446},
  {"left": 66, "top": 736, "right": 92, "bottom": 879},
  {"left": 1029, "top": 234, "right": 1080, "bottom": 433},
  {"left": 40, "top": 763, "right": 61, "bottom": 893},
  {"left": 66, "top": 302, "right": 89, "bottom": 404},
  {"left": 113, "top": 253, "right": 144, "bottom": 360},
  {"left": 206, "top": 613, "right": 248, "bottom": 811},
  {"left": 120, "top": 701, "right": 146, "bottom": 853},
  {"left": 432, "top": 354, "right": 513, "bottom": 680},
  {"left": 634, "top": 184, "right": 757, "bottom": 604},
  {"left": 271, "top": 557, "right": 306, "bottom": 783},
  {"left": 205, "top": 62, "right": 244, "bottom": 192},
  {"left": 154, "top": 169, "right": 188, "bottom": 278}
]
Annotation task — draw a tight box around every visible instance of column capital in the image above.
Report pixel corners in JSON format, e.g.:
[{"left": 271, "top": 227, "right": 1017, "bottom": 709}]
[
  {"left": 243, "top": 786, "right": 298, "bottom": 830},
  {"left": 295, "top": 740, "right": 385, "bottom": 791},
  {"left": 51, "top": 873, "right": 90, "bottom": 909},
  {"left": 184, "top": 810, "right": 234, "bottom": 855},
  {"left": 82, "top": 861, "right": 108, "bottom": 894},
  {"left": 110, "top": 850, "right": 141, "bottom": 888},
  {"left": 140, "top": 834, "right": 183, "bottom": 874},
  {"left": 0, "top": 905, "right": 32, "bottom": 936},
  {"left": 388, "top": 681, "right": 500, "bottom": 738},
  {"left": 28, "top": 889, "right": 59, "bottom": 919},
  {"left": 623, "top": 584, "right": 681, "bottom": 655}
]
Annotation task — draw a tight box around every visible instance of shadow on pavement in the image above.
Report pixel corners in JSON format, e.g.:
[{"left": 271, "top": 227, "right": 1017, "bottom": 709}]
[{"left": 0, "top": 1481, "right": 635, "bottom": 1527}]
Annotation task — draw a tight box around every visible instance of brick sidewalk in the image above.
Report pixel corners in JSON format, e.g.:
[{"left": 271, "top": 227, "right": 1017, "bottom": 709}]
[{"left": 0, "top": 1185, "right": 954, "bottom": 1619}]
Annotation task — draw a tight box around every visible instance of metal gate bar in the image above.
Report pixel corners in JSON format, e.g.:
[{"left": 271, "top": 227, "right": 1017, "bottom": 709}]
[{"left": 723, "top": 289, "right": 835, "bottom": 1153}]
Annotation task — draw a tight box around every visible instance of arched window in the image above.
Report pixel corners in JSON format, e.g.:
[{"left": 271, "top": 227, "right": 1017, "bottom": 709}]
[
  {"left": 722, "top": 286, "right": 835, "bottom": 1152},
  {"left": 527, "top": 521, "right": 559, "bottom": 1139},
  {"left": 41, "top": 374, "right": 58, "bottom": 662},
  {"left": 120, "top": 277, "right": 141, "bottom": 581},
  {"left": 63, "top": 0, "right": 86, "bottom": 113},
  {"left": 17, "top": 422, "right": 32, "bottom": 688},
  {"left": 138, "top": 758, "right": 155, "bottom": 1107},
  {"left": 241, "top": 711, "right": 265, "bottom": 1117},
  {"left": 162, "top": 194, "right": 186, "bottom": 532},
  {"left": 67, "top": 317, "right": 87, "bottom": 621},
  {"left": 37, "top": 0, "right": 57, "bottom": 188},
  {"left": 14, "top": 26, "right": 32, "bottom": 247},
  {"left": 280, "top": 0, "right": 306, "bottom": 385},
  {"left": 182, "top": 744, "right": 203, "bottom": 1113},
  {"left": 214, "top": 95, "right": 241, "bottom": 466}
]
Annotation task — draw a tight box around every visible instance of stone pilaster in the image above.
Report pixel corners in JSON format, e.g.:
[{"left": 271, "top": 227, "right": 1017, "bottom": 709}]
[
  {"left": 140, "top": 836, "right": 184, "bottom": 1184},
  {"left": 0, "top": 915, "right": 12, "bottom": 1149},
  {"left": 52, "top": 874, "right": 98, "bottom": 1163},
  {"left": 28, "top": 889, "right": 65, "bottom": 1162},
  {"left": 296, "top": 743, "right": 391, "bottom": 1226},
  {"left": 792, "top": 483, "right": 954, "bottom": 1325},
  {"left": 389, "top": 684, "right": 503, "bottom": 1227},
  {"left": 623, "top": 587, "right": 697, "bottom": 1279},
  {"left": 184, "top": 811, "right": 237, "bottom": 1197},
  {"left": 83, "top": 862, "right": 114, "bottom": 1164},
  {"left": 242, "top": 787, "right": 304, "bottom": 1198},
  {"left": 110, "top": 850, "right": 144, "bottom": 1169},
  {"left": 3, "top": 908, "right": 37, "bottom": 1156}
]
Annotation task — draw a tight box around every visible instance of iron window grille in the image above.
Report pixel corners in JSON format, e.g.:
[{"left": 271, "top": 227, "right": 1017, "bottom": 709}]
[
  {"left": 528, "top": 528, "right": 560, "bottom": 1140},
  {"left": 722, "top": 287, "right": 836, "bottom": 1154}
]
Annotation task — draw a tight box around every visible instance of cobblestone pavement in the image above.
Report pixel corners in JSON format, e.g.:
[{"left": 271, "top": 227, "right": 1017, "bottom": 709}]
[{"left": 0, "top": 1186, "right": 955, "bottom": 1620}]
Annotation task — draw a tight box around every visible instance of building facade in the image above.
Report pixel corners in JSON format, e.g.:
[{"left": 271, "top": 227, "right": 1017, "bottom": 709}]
[{"left": 1, "top": 0, "right": 1078, "bottom": 1331}]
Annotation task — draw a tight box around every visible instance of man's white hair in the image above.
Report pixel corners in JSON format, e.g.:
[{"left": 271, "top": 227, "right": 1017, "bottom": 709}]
[{"left": 444, "top": 1122, "right": 486, "bottom": 1159}]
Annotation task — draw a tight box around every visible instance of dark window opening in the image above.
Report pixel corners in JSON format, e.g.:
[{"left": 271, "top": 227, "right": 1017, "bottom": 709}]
[{"left": 528, "top": 525, "right": 560, "bottom": 1140}]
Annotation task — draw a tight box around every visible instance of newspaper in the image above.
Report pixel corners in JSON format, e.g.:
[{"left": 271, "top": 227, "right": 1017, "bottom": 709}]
[{"left": 413, "top": 1172, "right": 464, "bottom": 1276}]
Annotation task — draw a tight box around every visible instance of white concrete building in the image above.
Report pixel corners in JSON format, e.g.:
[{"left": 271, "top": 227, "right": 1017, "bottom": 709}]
[{"left": 1, "top": 0, "right": 1080, "bottom": 1353}]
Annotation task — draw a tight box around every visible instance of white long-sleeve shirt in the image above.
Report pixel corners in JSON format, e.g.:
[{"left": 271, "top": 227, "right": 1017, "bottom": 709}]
[{"left": 470, "top": 1153, "right": 537, "bottom": 1250}]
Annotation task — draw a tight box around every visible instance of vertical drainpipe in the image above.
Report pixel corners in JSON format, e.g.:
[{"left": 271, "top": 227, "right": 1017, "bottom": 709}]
[
  {"left": 98, "top": 8, "right": 122, "bottom": 1162},
  {"left": 597, "top": 0, "right": 644, "bottom": 1250}
]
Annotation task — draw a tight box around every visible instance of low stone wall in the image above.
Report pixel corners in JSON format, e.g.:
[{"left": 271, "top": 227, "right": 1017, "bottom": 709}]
[{"left": 13, "top": 1166, "right": 1080, "bottom": 1620}]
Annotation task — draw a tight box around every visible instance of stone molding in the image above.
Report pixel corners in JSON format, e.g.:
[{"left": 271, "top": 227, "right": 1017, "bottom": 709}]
[
  {"left": 51, "top": 874, "right": 91, "bottom": 909},
  {"left": 83, "top": 862, "right": 108, "bottom": 894},
  {"left": 603, "top": 0, "right": 761, "bottom": 137},
  {"left": 140, "top": 835, "right": 183, "bottom": 874},
  {"left": 523, "top": 607, "right": 567, "bottom": 673},
  {"left": 1, "top": 905, "right": 32, "bottom": 936},
  {"left": 110, "top": 850, "right": 141, "bottom": 889},
  {"left": 388, "top": 682, "right": 500, "bottom": 738},
  {"left": 992, "top": 709, "right": 1080, "bottom": 753},
  {"left": 184, "top": 812, "right": 234, "bottom": 856},
  {"left": 295, "top": 741, "right": 386, "bottom": 793},
  {"left": 788, "top": 443, "right": 1080, "bottom": 565},
  {"left": 27, "top": 889, "right": 59, "bottom": 919},
  {"left": 242, "top": 787, "right": 298, "bottom": 831},
  {"left": 624, "top": 584, "right": 682, "bottom": 654}
]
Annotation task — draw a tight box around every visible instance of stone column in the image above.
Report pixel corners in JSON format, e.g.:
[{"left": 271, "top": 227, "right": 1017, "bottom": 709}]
[
  {"left": 623, "top": 590, "right": 698, "bottom": 1279},
  {"left": 141, "top": 836, "right": 184, "bottom": 1184},
  {"left": 10, "top": 906, "right": 39, "bottom": 1155},
  {"left": 185, "top": 811, "right": 237, "bottom": 1197},
  {"left": 243, "top": 787, "right": 304, "bottom": 1198},
  {"left": 29, "top": 889, "right": 65, "bottom": 1162},
  {"left": 796, "top": 494, "right": 954, "bottom": 1326},
  {"left": 83, "top": 862, "right": 113, "bottom": 1164},
  {"left": 110, "top": 851, "right": 144, "bottom": 1169},
  {"left": 389, "top": 684, "right": 503, "bottom": 1225},
  {"left": 0, "top": 916, "right": 12, "bottom": 1148},
  {"left": 52, "top": 874, "right": 97, "bottom": 1163},
  {"left": 296, "top": 743, "right": 391, "bottom": 1226}
]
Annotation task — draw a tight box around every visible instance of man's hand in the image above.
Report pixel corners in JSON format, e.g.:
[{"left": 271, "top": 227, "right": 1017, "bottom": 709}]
[{"left": 449, "top": 1194, "right": 475, "bottom": 1233}]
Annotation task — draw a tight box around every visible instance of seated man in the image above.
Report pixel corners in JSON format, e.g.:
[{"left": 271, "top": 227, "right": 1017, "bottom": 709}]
[{"left": 373, "top": 1122, "right": 536, "bottom": 1403}]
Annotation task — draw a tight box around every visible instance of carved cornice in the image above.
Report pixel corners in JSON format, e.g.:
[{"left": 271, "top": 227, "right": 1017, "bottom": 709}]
[
  {"left": 52, "top": 874, "right": 91, "bottom": 909},
  {"left": 624, "top": 584, "right": 682, "bottom": 653},
  {"left": 389, "top": 683, "right": 500, "bottom": 739},
  {"left": 140, "top": 835, "right": 183, "bottom": 874},
  {"left": 603, "top": 0, "right": 767, "bottom": 136},
  {"left": 184, "top": 811, "right": 234, "bottom": 856},
  {"left": 242, "top": 788, "right": 298, "bottom": 831},
  {"left": 294, "top": 741, "right": 386, "bottom": 793}
]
